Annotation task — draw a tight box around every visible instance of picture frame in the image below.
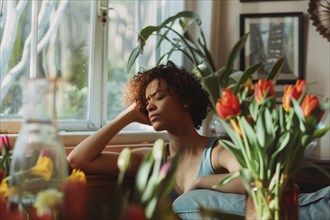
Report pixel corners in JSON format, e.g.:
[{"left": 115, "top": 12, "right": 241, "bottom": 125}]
[
  {"left": 240, "top": 12, "right": 304, "bottom": 84},
  {"left": 240, "top": 0, "right": 288, "bottom": 2}
]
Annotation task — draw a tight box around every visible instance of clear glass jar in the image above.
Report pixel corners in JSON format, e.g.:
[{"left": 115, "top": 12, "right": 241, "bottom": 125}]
[
  {"left": 209, "top": 113, "right": 228, "bottom": 138},
  {"left": 9, "top": 78, "right": 68, "bottom": 205}
]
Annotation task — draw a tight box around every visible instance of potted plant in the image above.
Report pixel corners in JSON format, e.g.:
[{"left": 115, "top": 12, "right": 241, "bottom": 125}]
[{"left": 126, "top": 10, "right": 261, "bottom": 111}]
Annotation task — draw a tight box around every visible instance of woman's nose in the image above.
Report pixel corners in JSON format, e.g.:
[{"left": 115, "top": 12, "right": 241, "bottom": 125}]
[{"left": 146, "top": 101, "right": 156, "bottom": 112}]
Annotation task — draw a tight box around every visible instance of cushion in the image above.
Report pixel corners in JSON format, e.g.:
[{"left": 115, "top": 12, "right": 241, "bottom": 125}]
[{"left": 172, "top": 186, "right": 330, "bottom": 220}]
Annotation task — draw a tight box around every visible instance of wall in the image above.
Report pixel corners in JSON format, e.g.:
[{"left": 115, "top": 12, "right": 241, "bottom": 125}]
[{"left": 193, "top": 0, "right": 330, "bottom": 160}]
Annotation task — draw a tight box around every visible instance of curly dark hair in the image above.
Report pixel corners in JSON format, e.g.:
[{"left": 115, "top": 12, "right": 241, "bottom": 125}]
[{"left": 122, "top": 61, "right": 211, "bottom": 129}]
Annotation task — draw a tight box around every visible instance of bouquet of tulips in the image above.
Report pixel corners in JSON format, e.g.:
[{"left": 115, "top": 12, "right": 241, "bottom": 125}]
[{"left": 214, "top": 58, "right": 330, "bottom": 219}]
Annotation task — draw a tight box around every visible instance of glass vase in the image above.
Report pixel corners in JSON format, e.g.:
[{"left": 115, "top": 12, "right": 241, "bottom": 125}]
[
  {"left": 9, "top": 78, "right": 68, "bottom": 206},
  {"left": 209, "top": 113, "right": 227, "bottom": 138},
  {"left": 279, "top": 181, "right": 299, "bottom": 220},
  {"left": 245, "top": 180, "right": 299, "bottom": 220}
]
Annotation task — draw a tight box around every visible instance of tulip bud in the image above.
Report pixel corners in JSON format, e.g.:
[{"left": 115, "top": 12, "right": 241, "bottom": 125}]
[
  {"left": 254, "top": 80, "right": 274, "bottom": 104},
  {"left": 117, "top": 148, "right": 131, "bottom": 173},
  {"left": 0, "top": 135, "right": 9, "bottom": 155},
  {"left": 153, "top": 139, "right": 165, "bottom": 161},
  {"left": 158, "top": 161, "right": 171, "bottom": 182},
  {"left": 301, "top": 95, "right": 323, "bottom": 121},
  {"left": 295, "top": 80, "right": 306, "bottom": 93},
  {"left": 282, "top": 80, "right": 306, "bottom": 112}
]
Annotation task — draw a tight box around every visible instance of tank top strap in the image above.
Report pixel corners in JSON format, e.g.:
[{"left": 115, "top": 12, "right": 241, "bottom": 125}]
[
  {"left": 197, "top": 137, "right": 218, "bottom": 177},
  {"left": 162, "top": 143, "right": 170, "bottom": 165}
]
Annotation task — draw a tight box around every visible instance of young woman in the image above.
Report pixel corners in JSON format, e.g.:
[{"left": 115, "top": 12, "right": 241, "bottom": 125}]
[{"left": 67, "top": 61, "right": 245, "bottom": 200}]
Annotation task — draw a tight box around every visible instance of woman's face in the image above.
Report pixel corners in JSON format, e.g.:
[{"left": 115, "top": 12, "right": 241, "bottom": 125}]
[{"left": 145, "top": 79, "right": 189, "bottom": 131}]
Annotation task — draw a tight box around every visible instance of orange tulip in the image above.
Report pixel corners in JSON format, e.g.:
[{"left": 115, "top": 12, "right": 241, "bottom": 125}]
[
  {"left": 254, "top": 80, "right": 274, "bottom": 104},
  {"left": 282, "top": 80, "right": 306, "bottom": 112},
  {"left": 301, "top": 95, "right": 323, "bottom": 120},
  {"left": 295, "top": 80, "right": 306, "bottom": 93},
  {"left": 216, "top": 89, "right": 241, "bottom": 120},
  {"left": 282, "top": 86, "right": 299, "bottom": 112}
]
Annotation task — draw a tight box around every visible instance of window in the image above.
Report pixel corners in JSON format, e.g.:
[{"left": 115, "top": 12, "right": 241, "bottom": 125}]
[{"left": 0, "top": 0, "right": 184, "bottom": 138}]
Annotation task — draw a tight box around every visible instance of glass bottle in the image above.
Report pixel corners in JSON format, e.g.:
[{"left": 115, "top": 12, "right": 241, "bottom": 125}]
[{"left": 9, "top": 78, "right": 68, "bottom": 206}]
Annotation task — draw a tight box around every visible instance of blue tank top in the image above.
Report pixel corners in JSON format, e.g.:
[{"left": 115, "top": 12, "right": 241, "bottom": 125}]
[{"left": 163, "top": 137, "right": 218, "bottom": 201}]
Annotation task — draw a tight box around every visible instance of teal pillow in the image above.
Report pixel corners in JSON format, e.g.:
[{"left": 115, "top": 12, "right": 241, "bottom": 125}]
[{"left": 172, "top": 186, "right": 330, "bottom": 220}]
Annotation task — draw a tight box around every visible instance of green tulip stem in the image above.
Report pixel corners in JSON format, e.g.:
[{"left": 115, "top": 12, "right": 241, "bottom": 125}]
[{"left": 117, "top": 171, "right": 125, "bottom": 186}]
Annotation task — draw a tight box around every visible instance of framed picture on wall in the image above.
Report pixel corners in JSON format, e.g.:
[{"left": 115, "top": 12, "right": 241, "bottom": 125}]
[
  {"left": 240, "top": 0, "right": 289, "bottom": 2},
  {"left": 240, "top": 12, "right": 303, "bottom": 84}
]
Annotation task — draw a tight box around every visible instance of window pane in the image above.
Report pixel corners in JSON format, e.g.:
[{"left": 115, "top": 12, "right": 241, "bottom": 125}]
[
  {"left": 0, "top": 1, "right": 92, "bottom": 122},
  {"left": 107, "top": 1, "right": 165, "bottom": 121}
]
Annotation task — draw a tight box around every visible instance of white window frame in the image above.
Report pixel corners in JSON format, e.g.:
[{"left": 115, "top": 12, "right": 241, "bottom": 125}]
[{"left": 1, "top": 0, "right": 186, "bottom": 144}]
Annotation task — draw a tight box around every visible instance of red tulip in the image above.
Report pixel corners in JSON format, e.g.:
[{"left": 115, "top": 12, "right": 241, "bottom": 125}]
[
  {"left": 301, "top": 95, "right": 323, "bottom": 120},
  {"left": 122, "top": 204, "right": 146, "bottom": 220},
  {"left": 216, "top": 89, "right": 241, "bottom": 120},
  {"left": 254, "top": 80, "right": 274, "bottom": 104},
  {"left": 61, "top": 180, "right": 88, "bottom": 220},
  {"left": 0, "top": 200, "right": 26, "bottom": 220}
]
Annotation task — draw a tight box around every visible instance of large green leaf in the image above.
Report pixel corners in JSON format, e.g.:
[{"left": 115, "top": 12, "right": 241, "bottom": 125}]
[
  {"left": 221, "top": 33, "right": 249, "bottom": 87},
  {"left": 127, "top": 47, "right": 142, "bottom": 72},
  {"left": 161, "top": 10, "right": 201, "bottom": 27},
  {"left": 292, "top": 99, "right": 306, "bottom": 132},
  {"left": 312, "top": 125, "right": 330, "bottom": 139},
  {"left": 241, "top": 117, "right": 258, "bottom": 149},
  {"left": 202, "top": 73, "right": 220, "bottom": 108},
  {"left": 264, "top": 108, "right": 275, "bottom": 149},
  {"left": 127, "top": 11, "right": 201, "bottom": 72},
  {"left": 266, "top": 56, "right": 284, "bottom": 83},
  {"left": 270, "top": 131, "right": 290, "bottom": 161},
  {"left": 220, "top": 120, "right": 245, "bottom": 152},
  {"left": 256, "top": 111, "right": 266, "bottom": 148}
]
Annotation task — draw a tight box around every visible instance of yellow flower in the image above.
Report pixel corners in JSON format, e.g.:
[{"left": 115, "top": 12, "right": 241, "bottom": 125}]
[
  {"left": 68, "top": 169, "right": 86, "bottom": 184},
  {"left": 0, "top": 179, "right": 9, "bottom": 198},
  {"left": 33, "top": 188, "right": 63, "bottom": 217},
  {"left": 31, "top": 156, "right": 54, "bottom": 181}
]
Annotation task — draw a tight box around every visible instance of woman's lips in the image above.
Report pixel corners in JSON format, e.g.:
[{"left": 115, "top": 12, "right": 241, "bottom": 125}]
[{"left": 149, "top": 114, "right": 159, "bottom": 122}]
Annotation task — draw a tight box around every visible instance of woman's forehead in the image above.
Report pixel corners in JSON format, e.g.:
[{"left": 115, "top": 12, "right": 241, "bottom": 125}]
[{"left": 145, "top": 79, "right": 168, "bottom": 95}]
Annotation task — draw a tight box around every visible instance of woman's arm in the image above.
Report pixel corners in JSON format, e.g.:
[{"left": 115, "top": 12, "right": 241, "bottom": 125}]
[{"left": 67, "top": 104, "right": 151, "bottom": 176}]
